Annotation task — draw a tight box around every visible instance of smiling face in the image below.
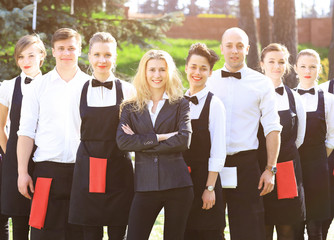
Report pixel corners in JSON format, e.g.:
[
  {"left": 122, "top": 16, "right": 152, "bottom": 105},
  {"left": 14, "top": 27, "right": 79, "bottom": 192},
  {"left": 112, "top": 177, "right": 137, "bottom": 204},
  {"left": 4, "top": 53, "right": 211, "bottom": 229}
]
[
  {"left": 89, "top": 42, "right": 115, "bottom": 81},
  {"left": 52, "top": 37, "right": 81, "bottom": 69},
  {"left": 261, "top": 51, "right": 287, "bottom": 82},
  {"left": 220, "top": 29, "right": 250, "bottom": 72},
  {"left": 146, "top": 59, "right": 167, "bottom": 92},
  {"left": 185, "top": 54, "right": 212, "bottom": 94},
  {"left": 294, "top": 55, "right": 320, "bottom": 85},
  {"left": 17, "top": 44, "right": 43, "bottom": 77}
]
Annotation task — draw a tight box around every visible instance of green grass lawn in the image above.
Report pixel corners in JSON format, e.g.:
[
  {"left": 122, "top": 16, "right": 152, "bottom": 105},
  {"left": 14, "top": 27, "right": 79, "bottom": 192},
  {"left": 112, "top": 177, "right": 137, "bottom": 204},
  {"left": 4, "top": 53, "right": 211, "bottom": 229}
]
[{"left": 115, "top": 38, "right": 330, "bottom": 85}]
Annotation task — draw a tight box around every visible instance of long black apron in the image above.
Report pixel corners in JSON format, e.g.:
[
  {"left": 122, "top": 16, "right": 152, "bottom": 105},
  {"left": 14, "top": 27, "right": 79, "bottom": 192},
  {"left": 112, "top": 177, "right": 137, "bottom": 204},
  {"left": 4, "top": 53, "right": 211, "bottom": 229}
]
[
  {"left": 258, "top": 85, "right": 305, "bottom": 225},
  {"left": 69, "top": 80, "right": 134, "bottom": 226},
  {"left": 298, "top": 89, "right": 330, "bottom": 221},
  {"left": 1, "top": 76, "right": 34, "bottom": 216},
  {"left": 327, "top": 79, "right": 334, "bottom": 217},
  {"left": 183, "top": 92, "right": 225, "bottom": 230}
]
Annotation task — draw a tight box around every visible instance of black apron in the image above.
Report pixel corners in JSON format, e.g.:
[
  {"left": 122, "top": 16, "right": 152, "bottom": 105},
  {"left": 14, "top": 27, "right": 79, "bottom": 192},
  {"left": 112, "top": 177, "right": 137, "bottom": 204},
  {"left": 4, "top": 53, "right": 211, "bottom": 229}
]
[
  {"left": 327, "top": 79, "right": 334, "bottom": 217},
  {"left": 183, "top": 92, "right": 225, "bottom": 230},
  {"left": 258, "top": 85, "right": 305, "bottom": 225},
  {"left": 298, "top": 89, "right": 330, "bottom": 221},
  {"left": 1, "top": 76, "right": 34, "bottom": 216},
  {"left": 69, "top": 80, "right": 134, "bottom": 226}
]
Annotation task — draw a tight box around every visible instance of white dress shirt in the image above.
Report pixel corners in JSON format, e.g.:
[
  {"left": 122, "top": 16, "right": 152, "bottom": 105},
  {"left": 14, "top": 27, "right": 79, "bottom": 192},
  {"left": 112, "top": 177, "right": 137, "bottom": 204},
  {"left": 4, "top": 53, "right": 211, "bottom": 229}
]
[
  {"left": 296, "top": 84, "right": 334, "bottom": 149},
  {"left": 275, "top": 83, "right": 306, "bottom": 148},
  {"left": 319, "top": 80, "right": 334, "bottom": 93},
  {"left": 18, "top": 68, "right": 90, "bottom": 163},
  {"left": 185, "top": 87, "right": 226, "bottom": 172},
  {"left": 147, "top": 93, "right": 169, "bottom": 127},
  {"left": 207, "top": 65, "right": 282, "bottom": 155},
  {"left": 0, "top": 72, "right": 42, "bottom": 135},
  {"left": 87, "top": 73, "right": 135, "bottom": 107}
]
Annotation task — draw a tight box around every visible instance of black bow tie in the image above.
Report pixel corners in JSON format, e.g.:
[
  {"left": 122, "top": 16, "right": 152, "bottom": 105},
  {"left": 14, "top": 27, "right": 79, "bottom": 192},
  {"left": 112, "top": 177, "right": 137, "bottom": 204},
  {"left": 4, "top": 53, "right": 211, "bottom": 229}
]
[
  {"left": 24, "top": 77, "right": 32, "bottom": 84},
  {"left": 297, "top": 88, "right": 315, "bottom": 95},
  {"left": 184, "top": 95, "right": 199, "bottom": 105},
  {"left": 275, "top": 87, "right": 284, "bottom": 95},
  {"left": 221, "top": 70, "right": 241, "bottom": 79},
  {"left": 92, "top": 79, "right": 113, "bottom": 90}
]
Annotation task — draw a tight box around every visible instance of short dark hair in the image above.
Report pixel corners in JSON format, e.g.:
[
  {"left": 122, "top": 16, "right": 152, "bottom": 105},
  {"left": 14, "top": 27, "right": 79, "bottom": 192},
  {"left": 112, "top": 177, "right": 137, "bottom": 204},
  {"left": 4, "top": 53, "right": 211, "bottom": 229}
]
[{"left": 186, "top": 42, "right": 219, "bottom": 70}]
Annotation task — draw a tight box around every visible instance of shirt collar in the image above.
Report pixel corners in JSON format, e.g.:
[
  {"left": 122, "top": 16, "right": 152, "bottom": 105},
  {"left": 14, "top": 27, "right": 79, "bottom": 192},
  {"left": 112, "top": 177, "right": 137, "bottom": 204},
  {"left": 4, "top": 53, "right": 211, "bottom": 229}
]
[
  {"left": 296, "top": 83, "right": 318, "bottom": 91},
  {"left": 20, "top": 71, "right": 42, "bottom": 82},
  {"left": 162, "top": 92, "right": 169, "bottom": 100},
  {"left": 147, "top": 92, "right": 169, "bottom": 109},
  {"left": 185, "top": 86, "right": 209, "bottom": 101},
  {"left": 51, "top": 67, "right": 81, "bottom": 82},
  {"left": 91, "top": 72, "right": 116, "bottom": 83},
  {"left": 222, "top": 65, "right": 247, "bottom": 76}
]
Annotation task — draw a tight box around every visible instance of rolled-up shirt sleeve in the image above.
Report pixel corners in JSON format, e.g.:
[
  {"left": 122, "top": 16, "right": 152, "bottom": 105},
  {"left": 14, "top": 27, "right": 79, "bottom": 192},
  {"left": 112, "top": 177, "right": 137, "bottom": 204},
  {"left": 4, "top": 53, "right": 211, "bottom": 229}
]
[
  {"left": 325, "top": 93, "right": 334, "bottom": 149},
  {"left": 17, "top": 81, "right": 39, "bottom": 139},
  {"left": 260, "top": 80, "right": 282, "bottom": 136},
  {"left": 0, "top": 80, "right": 13, "bottom": 108},
  {"left": 208, "top": 96, "right": 226, "bottom": 172}
]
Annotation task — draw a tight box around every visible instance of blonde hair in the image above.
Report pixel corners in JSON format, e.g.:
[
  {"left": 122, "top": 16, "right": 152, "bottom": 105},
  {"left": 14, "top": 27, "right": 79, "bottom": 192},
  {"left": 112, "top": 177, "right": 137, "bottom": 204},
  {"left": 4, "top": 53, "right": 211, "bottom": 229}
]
[
  {"left": 14, "top": 34, "right": 46, "bottom": 67},
  {"left": 260, "top": 43, "right": 291, "bottom": 74},
  {"left": 89, "top": 32, "right": 117, "bottom": 55},
  {"left": 296, "top": 49, "right": 321, "bottom": 66},
  {"left": 128, "top": 50, "right": 183, "bottom": 112}
]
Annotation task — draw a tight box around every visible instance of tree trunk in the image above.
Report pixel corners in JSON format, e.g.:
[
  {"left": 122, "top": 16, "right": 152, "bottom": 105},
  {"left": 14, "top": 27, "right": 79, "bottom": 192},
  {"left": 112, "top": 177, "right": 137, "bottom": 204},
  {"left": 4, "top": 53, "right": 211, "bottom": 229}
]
[
  {"left": 328, "top": 2, "right": 334, "bottom": 80},
  {"left": 239, "top": 0, "right": 260, "bottom": 71},
  {"left": 259, "top": 0, "right": 271, "bottom": 49},
  {"left": 273, "top": 0, "right": 298, "bottom": 88}
]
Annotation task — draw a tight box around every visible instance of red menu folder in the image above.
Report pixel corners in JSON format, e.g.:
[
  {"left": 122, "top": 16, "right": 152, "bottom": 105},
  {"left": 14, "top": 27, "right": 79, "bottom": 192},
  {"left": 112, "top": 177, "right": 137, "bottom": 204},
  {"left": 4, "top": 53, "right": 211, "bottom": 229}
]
[
  {"left": 89, "top": 157, "right": 107, "bottom": 193},
  {"left": 29, "top": 177, "right": 52, "bottom": 229},
  {"left": 276, "top": 160, "right": 298, "bottom": 199}
]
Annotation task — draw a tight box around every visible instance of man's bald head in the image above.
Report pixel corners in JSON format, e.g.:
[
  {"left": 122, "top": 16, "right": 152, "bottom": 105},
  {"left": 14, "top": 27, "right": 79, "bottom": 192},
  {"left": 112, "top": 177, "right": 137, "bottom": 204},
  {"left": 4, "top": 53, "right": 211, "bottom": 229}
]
[{"left": 221, "top": 27, "right": 249, "bottom": 46}]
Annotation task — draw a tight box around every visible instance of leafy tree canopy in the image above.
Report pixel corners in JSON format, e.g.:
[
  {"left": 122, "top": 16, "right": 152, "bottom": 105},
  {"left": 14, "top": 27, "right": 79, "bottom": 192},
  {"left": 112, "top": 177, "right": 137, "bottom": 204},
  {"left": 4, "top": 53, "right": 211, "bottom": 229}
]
[{"left": 0, "top": 0, "right": 183, "bottom": 79}]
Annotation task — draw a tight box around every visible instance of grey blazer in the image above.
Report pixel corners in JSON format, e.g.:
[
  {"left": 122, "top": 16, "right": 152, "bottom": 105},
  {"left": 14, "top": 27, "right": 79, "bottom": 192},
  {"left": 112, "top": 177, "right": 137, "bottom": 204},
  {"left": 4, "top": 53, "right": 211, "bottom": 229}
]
[{"left": 116, "top": 98, "right": 193, "bottom": 192}]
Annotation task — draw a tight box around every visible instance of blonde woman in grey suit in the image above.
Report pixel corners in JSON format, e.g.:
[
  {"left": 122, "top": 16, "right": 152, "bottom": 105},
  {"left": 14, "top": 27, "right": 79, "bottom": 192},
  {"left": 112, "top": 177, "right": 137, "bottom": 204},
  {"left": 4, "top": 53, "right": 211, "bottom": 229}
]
[{"left": 116, "top": 49, "right": 194, "bottom": 240}]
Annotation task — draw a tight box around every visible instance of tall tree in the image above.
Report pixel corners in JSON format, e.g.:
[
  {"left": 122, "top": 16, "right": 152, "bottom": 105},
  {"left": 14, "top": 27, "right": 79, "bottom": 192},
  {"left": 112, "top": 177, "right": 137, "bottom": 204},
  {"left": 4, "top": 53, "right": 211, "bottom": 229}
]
[
  {"left": 328, "top": 2, "right": 334, "bottom": 79},
  {"left": 188, "top": 0, "right": 200, "bottom": 16},
  {"left": 138, "top": 0, "right": 161, "bottom": 14},
  {"left": 209, "top": 0, "right": 229, "bottom": 14},
  {"left": 164, "top": 0, "right": 179, "bottom": 13},
  {"left": 0, "top": 0, "right": 183, "bottom": 79},
  {"left": 272, "top": 0, "right": 298, "bottom": 88},
  {"left": 239, "top": 0, "right": 260, "bottom": 70},
  {"left": 259, "top": 0, "right": 271, "bottom": 49}
]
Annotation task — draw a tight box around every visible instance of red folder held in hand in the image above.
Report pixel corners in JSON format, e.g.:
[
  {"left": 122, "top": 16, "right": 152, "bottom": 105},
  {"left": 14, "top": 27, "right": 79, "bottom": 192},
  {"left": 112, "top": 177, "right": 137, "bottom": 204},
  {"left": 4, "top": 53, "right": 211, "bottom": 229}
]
[
  {"left": 89, "top": 157, "right": 107, "bottom": 193},
  {"left": 276, "top": 161, "right": 298, "bottom": 199},
  {"left": 29, "top": 177, "right": 52, "bottom": 229}
]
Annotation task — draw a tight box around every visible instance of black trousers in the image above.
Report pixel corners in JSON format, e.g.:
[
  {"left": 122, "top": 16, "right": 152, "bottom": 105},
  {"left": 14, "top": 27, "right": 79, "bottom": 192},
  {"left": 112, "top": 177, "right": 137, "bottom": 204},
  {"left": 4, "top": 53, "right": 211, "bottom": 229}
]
[
  {"left": 82, "top": 225, "right": 126, "bottom": 240},
  {"left": 30, "top": 162, "right": 83, "bottom": 240},
  {"left": 295, "top": 220, "right": 323, "bottom": 240},
  {"left": 224, "top": 150, "right": 266, "bottom": 240},
  {"left": 11, "top": 216, "right": 29, "bottom": 240},
  {"left": 127, "top": 187, "right": 194, "bottom": 240}
]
